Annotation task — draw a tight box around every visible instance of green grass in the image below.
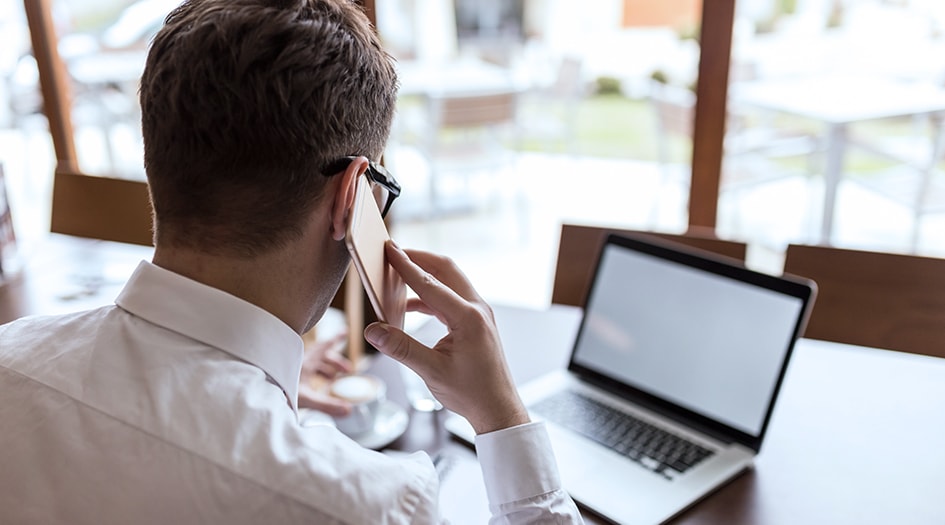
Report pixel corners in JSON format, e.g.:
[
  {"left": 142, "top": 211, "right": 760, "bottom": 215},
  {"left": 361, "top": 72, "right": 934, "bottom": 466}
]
[
  {"left": 517, "top": 93, "right": 692, "bottom": 162},
  {"left": 401, "top": 91, "right": 942, "bottom": 178},
  {"left": 573, "top": 94, "right": 661, "bottom": 159},
  {"left": 65, "top": 0, "right": 135, "bottom": 34}
]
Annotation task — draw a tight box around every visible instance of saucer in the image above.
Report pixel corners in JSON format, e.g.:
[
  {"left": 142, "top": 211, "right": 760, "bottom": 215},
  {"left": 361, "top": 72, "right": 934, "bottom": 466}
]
[
  {"left": 300, "top": 400, "right": 409, "bottom": 450},
  {"left": 344, "top": 400, "right": 409, "bottom": 450}
]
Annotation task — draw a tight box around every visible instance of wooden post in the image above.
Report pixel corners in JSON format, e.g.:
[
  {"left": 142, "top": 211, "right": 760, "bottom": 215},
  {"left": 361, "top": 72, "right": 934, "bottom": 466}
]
[
  {"left": 688, "top": 0, "right": 736, "bottom": 233},
  {"left": 23, "top": 0, "right": 78, "bottom": 173},
  {"left": 361, "top": 0, "right": 376, "bottom": 26},
  {"left": 344, "top": 265, "right": 365, "bottom": 370}
]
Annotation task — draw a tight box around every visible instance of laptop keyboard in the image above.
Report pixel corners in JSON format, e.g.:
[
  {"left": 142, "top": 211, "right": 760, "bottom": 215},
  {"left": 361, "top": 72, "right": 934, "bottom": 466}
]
[{"left": 531, "top": 390, "right": 715, "bottom": 480}]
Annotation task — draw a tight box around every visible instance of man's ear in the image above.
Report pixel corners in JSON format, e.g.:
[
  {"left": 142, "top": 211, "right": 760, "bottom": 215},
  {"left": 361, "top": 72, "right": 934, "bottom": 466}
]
[{"left": 329, "top": 157, "right": 369, "bottom": 241}]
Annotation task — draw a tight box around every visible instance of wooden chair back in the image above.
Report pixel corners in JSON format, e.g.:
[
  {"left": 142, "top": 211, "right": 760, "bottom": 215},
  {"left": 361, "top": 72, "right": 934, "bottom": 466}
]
[
  {"left": 783, "top": 244, "right": 945, "bottom": 358},
  {"left": 429, "top": 91, "right": 518, "bottom": 129},
  {"left": 650, "top": 80, "right": 695, "bottom": 138},
  {"left": 551, "top": 224, "right": 748, "bottom": 307}
]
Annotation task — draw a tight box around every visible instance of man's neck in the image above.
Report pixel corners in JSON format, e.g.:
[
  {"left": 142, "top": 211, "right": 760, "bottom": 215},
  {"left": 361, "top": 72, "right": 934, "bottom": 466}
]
[
  {"left": 151, "top": 244, "right": 314, "bottom": 334},
  {"left": 149, "top": 178, "right": 352, "bottom": 335}
]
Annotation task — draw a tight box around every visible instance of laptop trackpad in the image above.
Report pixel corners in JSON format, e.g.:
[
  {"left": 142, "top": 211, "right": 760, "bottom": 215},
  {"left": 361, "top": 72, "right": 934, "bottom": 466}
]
[{"left": 549, "top": 424, "right": 672, "bottom": 520}]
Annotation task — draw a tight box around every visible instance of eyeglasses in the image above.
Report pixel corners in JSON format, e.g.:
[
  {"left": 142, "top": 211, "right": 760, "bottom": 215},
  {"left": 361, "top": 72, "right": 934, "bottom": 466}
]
[{"left": 322, "top": 156, "right": 401, "bottom": 218}]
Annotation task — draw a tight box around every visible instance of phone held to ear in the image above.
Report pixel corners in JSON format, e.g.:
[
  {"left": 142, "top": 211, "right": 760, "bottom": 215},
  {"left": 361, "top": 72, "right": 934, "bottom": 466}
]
[{"left": 344, "top": 176, "right": 407, "bottom": 329}]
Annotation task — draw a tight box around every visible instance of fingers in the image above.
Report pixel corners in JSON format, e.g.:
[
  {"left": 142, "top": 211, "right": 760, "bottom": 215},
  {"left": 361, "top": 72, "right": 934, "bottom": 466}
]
[
  {"left": 370, "top": 244, "right": 530, "bottom": 435},
  {"left": 314, "top": 354, "right": 352, "bottom": 378},
  {"left": 301, "top": 333, "right": 350, "bottom": 378},
  {"left": 364, "top": 322, "right": 434, "bottom": 375},
  {"left": 405, "top": 297, "right": 449, "bottom": 326},
  {"left": 298, "top": 384, "right": 352, "bottom": 417},
  {"left": 400, "top": 248, "right": 482, "bottom": 304},
  {"left": 385, "top": 243, "right": 480, "bottom": 329},
  {"left": 405, "top": 297, "right": 431, "bottom": 314}
]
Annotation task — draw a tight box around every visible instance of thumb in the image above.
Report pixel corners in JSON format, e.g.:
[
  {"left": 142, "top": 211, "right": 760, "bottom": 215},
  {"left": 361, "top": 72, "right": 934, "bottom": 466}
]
[
  {"left": 297, "top": 384, "right": 352, "bottom": 418},
  {"left": 364, "top": 322, "right": 430, "bottom": 372}
]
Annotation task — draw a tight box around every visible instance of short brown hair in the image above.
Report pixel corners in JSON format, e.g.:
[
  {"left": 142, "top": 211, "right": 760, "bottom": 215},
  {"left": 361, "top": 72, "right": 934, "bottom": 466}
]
[{"left": 140, "top": 0, "right": 397, "bottom": 256}]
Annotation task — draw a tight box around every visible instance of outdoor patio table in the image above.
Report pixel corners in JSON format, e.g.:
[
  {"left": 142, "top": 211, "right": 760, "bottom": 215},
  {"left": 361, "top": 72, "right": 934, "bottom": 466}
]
[{"left": 730, "top": 74, "right": 945, "bottom": 245}]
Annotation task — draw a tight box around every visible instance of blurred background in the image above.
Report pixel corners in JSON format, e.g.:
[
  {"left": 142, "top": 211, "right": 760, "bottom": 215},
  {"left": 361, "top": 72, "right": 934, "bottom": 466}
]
[{"left": 2, "top": 0, "right": 945, "bottom": 307}]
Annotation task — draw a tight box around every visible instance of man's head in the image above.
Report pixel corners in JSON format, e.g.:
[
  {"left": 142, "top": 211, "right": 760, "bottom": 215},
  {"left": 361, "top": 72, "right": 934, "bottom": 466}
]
[{"left": 140, "top": 0, "right": 397, "bottom": 256}]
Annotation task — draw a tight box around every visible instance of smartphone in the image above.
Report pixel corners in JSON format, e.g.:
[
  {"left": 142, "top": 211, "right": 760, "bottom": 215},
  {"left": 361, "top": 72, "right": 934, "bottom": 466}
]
[{"left": 344, "top": 175, "right": 406, "bottom": 329}]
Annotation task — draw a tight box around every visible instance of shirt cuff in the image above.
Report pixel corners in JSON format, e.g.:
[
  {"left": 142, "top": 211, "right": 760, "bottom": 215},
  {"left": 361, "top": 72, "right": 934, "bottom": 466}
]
[{"left": 474, "top": 421, "right": 563, "bottom": 507}]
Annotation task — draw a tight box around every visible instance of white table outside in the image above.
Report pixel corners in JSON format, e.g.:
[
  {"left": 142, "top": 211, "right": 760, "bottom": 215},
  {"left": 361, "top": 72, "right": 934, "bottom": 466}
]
[{"left": 731, "top": 75, "right": 945, "bottom": 244}]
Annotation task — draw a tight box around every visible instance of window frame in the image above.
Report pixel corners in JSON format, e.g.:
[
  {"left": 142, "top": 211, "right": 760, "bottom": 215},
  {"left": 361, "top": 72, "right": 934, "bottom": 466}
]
[{"left": 26, "top": 0, "right": 729, "bottom": 241}]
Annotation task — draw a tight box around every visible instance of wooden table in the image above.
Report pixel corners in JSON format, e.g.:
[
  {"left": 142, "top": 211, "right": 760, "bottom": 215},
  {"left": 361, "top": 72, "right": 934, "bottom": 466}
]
[
  {"left": 396, "top": 304, "right": 945, "bottom": 525},
  {"left": 0, "top": 235, "right": 154, "bottom": 325},
  {"left": 5, "top": 236, "right": 944, "bottom": 524},
  {"left": 396, "top": 57, "right": 527, "bottom": 98}
]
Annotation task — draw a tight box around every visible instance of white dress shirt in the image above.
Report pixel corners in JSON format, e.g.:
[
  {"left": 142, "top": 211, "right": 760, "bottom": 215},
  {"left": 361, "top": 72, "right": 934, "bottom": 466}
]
[{"left": 0, "top": 261, "right": 582, "bottom": 524}]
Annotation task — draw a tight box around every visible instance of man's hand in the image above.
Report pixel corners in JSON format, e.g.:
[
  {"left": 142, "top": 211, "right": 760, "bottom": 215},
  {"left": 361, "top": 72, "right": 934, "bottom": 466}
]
[
  {"left": 298, "top": 333, "right": 354, "bottom": 417},
  {"left": 364, "top": 242, "right": 530, "bottom": 435}
]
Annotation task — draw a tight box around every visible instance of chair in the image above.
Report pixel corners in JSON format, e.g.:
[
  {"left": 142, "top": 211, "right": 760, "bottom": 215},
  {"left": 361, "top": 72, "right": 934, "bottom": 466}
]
[
  {"left": 517, "top": 56, "right": 586, "bottom": 154},
  {"left": 648, "top": 79, "right": 819, "bottom": 225},
  {"left": 551, "top": 223, "right": 748, "bottom": 307},
  {"left": 845, "top": 113, "right": 945, "bottom": 250},
  {"left": 421, "top": 90, "right": 520, "bottom": 214},
  {"left": 783, "top": 243, "right": 945, "bottom": 359}
]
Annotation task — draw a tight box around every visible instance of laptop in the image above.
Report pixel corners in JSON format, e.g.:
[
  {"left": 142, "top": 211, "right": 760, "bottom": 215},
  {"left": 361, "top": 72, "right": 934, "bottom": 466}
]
[{"left": 446, "top": 232, "right": 816, "bottom": 524}]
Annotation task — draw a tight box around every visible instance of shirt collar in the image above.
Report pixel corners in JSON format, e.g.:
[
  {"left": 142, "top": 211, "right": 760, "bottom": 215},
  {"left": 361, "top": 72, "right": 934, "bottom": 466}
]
[{"left": 115, "top": 261, "right": 304, "bottom": 414}]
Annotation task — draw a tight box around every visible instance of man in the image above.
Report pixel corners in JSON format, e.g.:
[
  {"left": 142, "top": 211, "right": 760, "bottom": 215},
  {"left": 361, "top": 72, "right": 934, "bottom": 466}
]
[{"left": 0, "top": 0, "right": 582, "bottom": 523}]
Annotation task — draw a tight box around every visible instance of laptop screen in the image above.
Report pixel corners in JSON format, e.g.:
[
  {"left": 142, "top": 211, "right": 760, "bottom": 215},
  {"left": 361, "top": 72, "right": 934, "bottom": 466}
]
[{"left": 571, "top": 237, "right": 809, "bottom": 438}]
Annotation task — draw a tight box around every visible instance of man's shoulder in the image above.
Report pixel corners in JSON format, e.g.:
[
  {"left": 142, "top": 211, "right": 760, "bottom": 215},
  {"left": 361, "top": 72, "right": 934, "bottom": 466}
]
[
  {"left": 180, "top": 401, "right": 440, "bottom": 523},
  {"left": 0, "top": 383, "right": 436, "bottom": 524},
  {"left": 1, "top": 304, "right": 118, "bottom": 334},
  {"left": 0, "top": 306, "right": 440, "bottom": 524},
  {"left": 0, "top": 305, "right": 118, "bottom": 361}
]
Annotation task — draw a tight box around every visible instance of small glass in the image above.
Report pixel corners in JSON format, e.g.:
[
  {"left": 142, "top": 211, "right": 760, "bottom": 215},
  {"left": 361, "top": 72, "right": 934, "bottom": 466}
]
[{"left": 399, "top": 362, "right": 443, "bottom": 412}]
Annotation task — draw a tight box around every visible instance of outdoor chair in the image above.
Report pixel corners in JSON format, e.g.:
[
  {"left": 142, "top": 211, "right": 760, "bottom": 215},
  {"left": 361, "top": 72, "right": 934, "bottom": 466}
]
[
  {"left": 845, "top": 113, "right": 945, "bottom": 251},
  {"left": 648, "top": 79, "right": 820, "bottom": 225},
  {"left": 421, "top": 90, "right": 520, "bottom": 215},
  {"left": 517, "top": 56, "right": 586, "bottom": 154}
]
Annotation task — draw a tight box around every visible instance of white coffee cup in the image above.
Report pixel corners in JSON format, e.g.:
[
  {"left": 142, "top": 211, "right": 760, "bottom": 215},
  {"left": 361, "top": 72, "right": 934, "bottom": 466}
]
[{"left": 330, "top": 374, "right": 386, "bottom": 436}]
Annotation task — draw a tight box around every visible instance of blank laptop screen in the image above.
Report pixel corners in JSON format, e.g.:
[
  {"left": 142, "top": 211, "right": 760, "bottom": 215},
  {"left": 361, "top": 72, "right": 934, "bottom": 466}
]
[{"left": 571, "top": 242, "right": 805, "bottom": 436}]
